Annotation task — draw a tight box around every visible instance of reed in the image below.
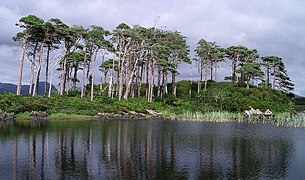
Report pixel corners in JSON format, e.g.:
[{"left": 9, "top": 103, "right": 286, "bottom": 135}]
[
  {"left": 162, "top": 110, "right": 243, "bottom": 122},
  {"left": 273, "top": 112, "right": 305, "bottom": 128},
  {"left": 162, "top": 110, "right": 305, "bottom": 128}
]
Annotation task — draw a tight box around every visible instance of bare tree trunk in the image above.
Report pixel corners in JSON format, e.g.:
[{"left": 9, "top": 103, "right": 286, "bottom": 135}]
[
  {"left": 118, "top": 45, "right": 128, "bottom": 100},
  {"left": 33, "top": 42, "right": 44, "bottom": 96},
  {"left": 157, "top": 66, "right": 161, "bottom": 97},
  {"left": 44, "top": 45, "right": 50, "bottom": 94},
  {"left": 246, "top": 77, "right": 250, "bottom": 89},
  {"left": 86, "top": 61, "right": 90, "bottom": 82},
  {"left": 63, "top": 61, "right": 68, "bottom": 94},
  {"left": 60, "top": 52, "right": 68, "bottom": 95},
  {"left": 138, "top": 65, "right": 144, "bottom": 97},
  {"left": 232, "top": 55, "right": 239, "bottom": 84},
  {"left": 210, "top": 61, "right": 213, "bottom": 81},
  {"left": 29, "top": 60, "right": 35, "bottom": 94},
  {"left": 16, "top": 42, "right": 26, "bottom": 95},
  {"left": 148, "top": 59, "right": 155, "bottom": 102},
  {"left": 204, "top": 63, "right": 208, "bottom": 91},
  {"left": 172, "top": 63, "right": 178, "bottom": 96},
  {"left": 29, "top": 42, "right": 38, "bottom": 94},
  {"left": 73, "top": 67, "right": 78, "bottom": 89},
  {"left": 265, "top": 65, "right": 270, "bottom": 88},
  {"left": 104, "top": 71, "right": 107, "bottom": 85},
  {"left": 145, "top": 62, "right": 149, "bottom": 98},
  {"left": 214, "top": 62, "right": 217, "bottom": 82},
  {"left": 124, "top": 58, "right": 139, "bottom": 100},
  {"left": 272, "top": 69, "right": 276, "bottom": 89},
  {"left": 48, "top": 60, "right": 59, "bottom": 97},
  {"left": 172, "top": 72, "right": 177, "bottom": 96},
  {"left": 162, "top": 71, "right": 168, "bottom": 96},
  {"left": 91, "top": 49, "right": 98, "bottom": 101},
  {"left": 131, "top": 80, "right": 135, "bottom": 98},
  {"left": 123, "top": 57, "right": 131, "bottom": 100},
  {"left": 108, "top": 55, "right": 115, "bottom": 98},
  {"left": 99, "top": 71, "right": 103, "bottom": 96},
  {"left": 197, "top": 60, "right": 202, "bottom": 93},
  {"left": 81, "top": 48, "right": 87, "bottom": 98}
]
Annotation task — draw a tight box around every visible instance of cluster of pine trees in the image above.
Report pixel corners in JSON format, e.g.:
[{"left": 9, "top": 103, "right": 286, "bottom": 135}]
[
  {"left": 14, "top": 15, "right": 294, "bottom": 103},
  {"left": 195, "top": 40, "right": 294, "bottom": 93}
]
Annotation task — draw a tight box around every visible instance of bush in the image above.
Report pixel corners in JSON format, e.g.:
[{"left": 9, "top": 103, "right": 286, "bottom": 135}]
[
  {"left": 162, "top": 94, "right": 178, "bottom": 105},
  {"left": 194, "top": 82, "right": 293, "bottom": 112}
]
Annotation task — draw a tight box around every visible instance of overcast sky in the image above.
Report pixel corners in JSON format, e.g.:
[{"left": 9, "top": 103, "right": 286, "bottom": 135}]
[{"left": 1, "top": 0, "right": 305, "bottom": 95}]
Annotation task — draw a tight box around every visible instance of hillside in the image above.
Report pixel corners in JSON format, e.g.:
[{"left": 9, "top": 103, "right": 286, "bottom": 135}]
[{"left": 0, "top": 82, "right": 57, "bottom": 95}]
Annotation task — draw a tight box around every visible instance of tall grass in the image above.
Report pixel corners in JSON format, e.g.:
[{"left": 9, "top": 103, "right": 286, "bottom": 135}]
[
  {"left": 274, "top": 112, "right": 305, "bottom": 128},
  {"left": 162, "top": 110, "right": 305, "bottom": 128},
  {"left": 162, "top": 110, "right": 243, "bottom": 122}
]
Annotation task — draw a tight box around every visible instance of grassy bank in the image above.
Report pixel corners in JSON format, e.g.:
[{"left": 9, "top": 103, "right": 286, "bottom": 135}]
[
  {"left": 162, "top": 110, "right": 305, "bottom": 128},
  {"left": 11, "top": 110, "right": 305, "bottom": 128},
  {"left": 1, "top": 81, "right": 298, "bottom": 126}
]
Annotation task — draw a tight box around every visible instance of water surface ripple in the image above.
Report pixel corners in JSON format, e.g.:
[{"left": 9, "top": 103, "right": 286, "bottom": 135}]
[{"left": 1, "top": 119, "right": 305, "bottom": 179}]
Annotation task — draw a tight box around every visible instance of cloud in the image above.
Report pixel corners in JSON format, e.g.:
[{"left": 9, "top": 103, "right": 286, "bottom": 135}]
[{"left": 0, "top": 0, "right": 305, "bottom": 95}]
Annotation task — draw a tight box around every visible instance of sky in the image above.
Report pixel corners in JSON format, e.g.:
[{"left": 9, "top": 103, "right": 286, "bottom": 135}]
[{"left": 1, "top": 0, "right": 305, "bottom": 95}]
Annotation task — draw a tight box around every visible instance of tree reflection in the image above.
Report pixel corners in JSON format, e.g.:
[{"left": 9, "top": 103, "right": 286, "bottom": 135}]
[{"left": 0, "top": 120, "right": 296, "bottom": 179}]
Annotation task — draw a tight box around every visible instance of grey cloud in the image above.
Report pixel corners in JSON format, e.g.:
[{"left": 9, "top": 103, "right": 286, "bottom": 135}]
[{"left": 0, "top": 0, "right": 305, "bottom": 95}]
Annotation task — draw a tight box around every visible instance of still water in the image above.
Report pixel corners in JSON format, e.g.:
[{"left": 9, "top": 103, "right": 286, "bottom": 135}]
[{"left": 1, "top": 119, "right": 305, "bottom": 179}]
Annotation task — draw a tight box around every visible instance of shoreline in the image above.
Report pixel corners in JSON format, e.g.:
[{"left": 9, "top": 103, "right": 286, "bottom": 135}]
[{"left": 8, "top": 111, "right": 305, "bottom": 128}]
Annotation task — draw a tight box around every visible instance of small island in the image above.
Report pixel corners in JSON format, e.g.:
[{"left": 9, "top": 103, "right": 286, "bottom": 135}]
[
  {"left": 0, "top": 15, "right": 301, "bottom": 127},
  {"left": 1, "top": 3, "right": 305, "bottom": 179}
]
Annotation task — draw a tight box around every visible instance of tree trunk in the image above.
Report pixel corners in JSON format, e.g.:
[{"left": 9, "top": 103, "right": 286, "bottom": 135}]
[
  {"left": 272, "top": 69, "right": 276, "bottom": 89},
  {"left": 48, "top": 59, "right": 60, "bottom": 97},
  {"left": 16, "top": 41, "right": 26, "bottom": 96},
  {"left": 81, "top": 48, "right": 87, "bottom": 98},
  {"left": 138, "top": 65, "right": 144, "bottom": 97},
  {"left": 246, "top": 77, "right": 250, "bottom": 89},
  {"left": 157, "top": 66, "right": 161, "bottom": 97},
  {"left": 108, "top": 54, "right": 115, "bottom": 98},
  {"left": 63, "top": 61, "right": 68, "bottom": 94},
  {"left": 91, "top": 49, "right": 98, "bottom": 101},
  {"left": 172, "top": 72, "right": 177, "bottom": 96},
  {"left": 266, "top": 65, "right": 270, "bottom": 88},
  {"left": 123, "top": 57, "right": 131, "bottom": 100},
  {"left": 145, "top": 62, "right": 149, "bottom": 98},
  {"left": 32, "top": 42, "right": 44, "bottom": 96},
  {"left": 214, "top": 62, "right": 217, "bottom": 82},
  {"left": 210, "top": 61, "right": 213, "bottom": 81},
  {"left": 44, "top": 45, "right": 50, "bottom": 94},
  {"left": 204, "top": 63, "right": 208, "bottom": 91},
  {"left": 73, "top": 67, "right": 78, "bottom": 89},
  {"left": 172, "top": 63, "right": 178, "bottom": 96},
  {"left": 124, "top": 56, "right": 139, "bottom": 100},
  {"left": 232, "top": 55, "right": 239, "bottom": 84},
  {"left": 162, "top": 70, "right": 168, "bottom": 96},
  {"left": 118, "top": 43, "right": 129, "bottom": 100},
  {"left": 29, "top": 42, "right": 38, "bottom": 94},
  {"left": 148, "top": 58, "right": 155, "bottom": 103},
  {"left": 131, "top": 80, "right": 135, "bottom": 98},
  {"left": 60, "top": 51, "right": 68, "bottom": 95},
  {"left": 197, "top": 60, "right": 202, "bottom": 93}
]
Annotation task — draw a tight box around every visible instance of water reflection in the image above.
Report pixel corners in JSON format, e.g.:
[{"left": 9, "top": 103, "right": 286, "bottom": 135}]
[{"left": 0, "top": 120, "right": 304, "bottom": 179}]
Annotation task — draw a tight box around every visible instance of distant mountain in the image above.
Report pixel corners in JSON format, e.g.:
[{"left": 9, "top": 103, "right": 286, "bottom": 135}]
[
  {"left": 293, "top": 94, "right": 304, "bottom": 99},
  {"left": 0, "top": 82, "right": 57, "bottom": 95}
]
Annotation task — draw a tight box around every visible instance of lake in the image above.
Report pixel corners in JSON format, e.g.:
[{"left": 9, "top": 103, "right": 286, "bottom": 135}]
[{"left": 1, "top": 119, "right": 305, "bottom": 179}]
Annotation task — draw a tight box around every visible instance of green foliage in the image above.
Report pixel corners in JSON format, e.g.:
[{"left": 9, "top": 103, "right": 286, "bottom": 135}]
[
  {"left": 194, "top": 82, "right": 292, "bottom": 112},
  {"left": 0, "top": 80, "right": 293, "bottom": 117},
  {"left": 162, "top": 94, "right": 178, "bottom": 105},
  {"left": 176, "top": 80, "right": 197, "bottom": 97},
  {"left": 67, "top": 89, "right": 81, "bottom": 97}
]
